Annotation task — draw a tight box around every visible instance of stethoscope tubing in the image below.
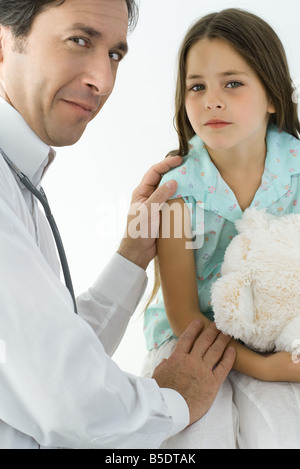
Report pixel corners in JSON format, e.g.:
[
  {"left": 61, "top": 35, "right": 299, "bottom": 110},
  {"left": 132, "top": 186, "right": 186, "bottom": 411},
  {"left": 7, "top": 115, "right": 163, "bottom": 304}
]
[{"left": 0, "top": 148, "right": 78, "bottom": 314}]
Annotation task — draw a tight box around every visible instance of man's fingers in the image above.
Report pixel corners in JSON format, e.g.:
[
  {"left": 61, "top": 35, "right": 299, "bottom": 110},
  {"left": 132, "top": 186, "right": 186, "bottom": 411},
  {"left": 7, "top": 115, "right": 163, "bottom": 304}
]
[
  {"left": 174, "top": 320, "right": 205, "bottom": 355},
  {"left": 142, "top": 155, "right": 183, "bottom": 186},
  {"left": 145, "top": 179, "right": 178, "bottom": 207},
  {"left": 190, "top": 322, "right": 220, "bottom": 358},
  {"left": 134, "top": 156, "right": 182, "bottom": 198},
  {"left": 191, "top": 324, "right": 235, "bottom": 372},
  {"left": 201, "top": 332, "right": 232, "bottom": 369},
  {"left": 213, "top": 347, "right": 236, "bottom": 383}
]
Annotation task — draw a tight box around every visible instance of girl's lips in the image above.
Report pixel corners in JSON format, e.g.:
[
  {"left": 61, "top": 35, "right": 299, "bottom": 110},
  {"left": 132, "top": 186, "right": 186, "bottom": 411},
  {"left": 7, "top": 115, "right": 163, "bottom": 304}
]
[{"left": 205, "top": 121, "right": 231, "bottom": 129}]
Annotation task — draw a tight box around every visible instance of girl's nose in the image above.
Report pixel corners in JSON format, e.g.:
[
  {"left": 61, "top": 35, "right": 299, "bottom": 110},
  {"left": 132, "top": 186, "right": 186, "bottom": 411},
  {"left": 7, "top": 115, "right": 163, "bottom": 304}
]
[
  {"left": 205, "top": 101, "right": 225, "bottom": 111},
  {"left": 205, "top": 90, "right": 226, "bottom": 111}
]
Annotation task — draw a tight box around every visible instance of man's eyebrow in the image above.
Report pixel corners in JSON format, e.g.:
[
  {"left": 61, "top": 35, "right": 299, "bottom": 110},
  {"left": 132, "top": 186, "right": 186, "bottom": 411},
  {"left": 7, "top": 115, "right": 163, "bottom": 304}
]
[
  {"left": 68, "top": 23, "right": 129, "bottom": 54},
  {"left": 186, "top": 71, "right": 249, "bottom": 80}
]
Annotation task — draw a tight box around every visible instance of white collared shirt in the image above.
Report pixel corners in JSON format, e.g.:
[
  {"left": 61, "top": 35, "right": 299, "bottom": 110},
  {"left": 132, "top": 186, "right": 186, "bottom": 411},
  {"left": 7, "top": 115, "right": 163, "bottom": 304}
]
[{"left": 0, "top": 97, "right": 189, "bottom": 449}]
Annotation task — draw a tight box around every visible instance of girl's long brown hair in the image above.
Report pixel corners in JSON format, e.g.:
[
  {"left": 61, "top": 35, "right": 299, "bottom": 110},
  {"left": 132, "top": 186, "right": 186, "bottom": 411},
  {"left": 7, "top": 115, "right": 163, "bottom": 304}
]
[
  {"left": 175, "top": 8, "right": 300, "bottom": 156},
  {"left": 145, "top": 8, "right": 300, "bottom": 311}
]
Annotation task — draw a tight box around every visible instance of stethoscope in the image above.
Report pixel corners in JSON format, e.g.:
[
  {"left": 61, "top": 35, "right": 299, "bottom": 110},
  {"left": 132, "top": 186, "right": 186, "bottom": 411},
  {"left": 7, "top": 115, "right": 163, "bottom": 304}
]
[{"left": 0, "top": 148, "right": 78, "bottom": 314}]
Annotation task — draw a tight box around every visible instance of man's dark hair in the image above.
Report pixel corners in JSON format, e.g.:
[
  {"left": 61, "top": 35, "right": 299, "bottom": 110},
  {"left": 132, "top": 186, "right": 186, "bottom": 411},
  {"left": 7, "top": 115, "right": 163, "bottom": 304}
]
[{"left": 0, "top": 0, "right": 138, "bottom": 37}]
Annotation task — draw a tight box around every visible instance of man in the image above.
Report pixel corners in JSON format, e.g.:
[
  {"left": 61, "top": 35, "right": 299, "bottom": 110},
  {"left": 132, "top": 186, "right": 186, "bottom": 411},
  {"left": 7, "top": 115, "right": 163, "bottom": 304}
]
[{"left": 0, "top": 0, "right": 235, "bottom": 449}]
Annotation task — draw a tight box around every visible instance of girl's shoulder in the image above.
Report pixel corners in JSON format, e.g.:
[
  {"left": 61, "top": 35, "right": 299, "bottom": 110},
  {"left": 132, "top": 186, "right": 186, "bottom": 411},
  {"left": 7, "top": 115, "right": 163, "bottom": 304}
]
[
  {"left": 265, "top": 125, "right": 300, "bottom": 186},
  {"left": 267, "top": 124, "right": 300, "bottom": 150},
  {"left": 160, "top": 135, "right": 216, "bottom": 202}
]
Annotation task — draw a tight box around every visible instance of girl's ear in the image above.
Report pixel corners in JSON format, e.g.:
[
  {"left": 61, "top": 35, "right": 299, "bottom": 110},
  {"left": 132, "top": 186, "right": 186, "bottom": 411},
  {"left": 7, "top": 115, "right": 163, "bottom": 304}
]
[{"left": 267, "top": 98, "right": 276, "bottom": 114}]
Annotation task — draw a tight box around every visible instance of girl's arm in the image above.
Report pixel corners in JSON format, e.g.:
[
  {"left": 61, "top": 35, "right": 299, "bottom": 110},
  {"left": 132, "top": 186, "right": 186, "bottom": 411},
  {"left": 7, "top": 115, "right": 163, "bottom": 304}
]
[{"left": 158, "top": 198, "right": 300, "bottom": 382}]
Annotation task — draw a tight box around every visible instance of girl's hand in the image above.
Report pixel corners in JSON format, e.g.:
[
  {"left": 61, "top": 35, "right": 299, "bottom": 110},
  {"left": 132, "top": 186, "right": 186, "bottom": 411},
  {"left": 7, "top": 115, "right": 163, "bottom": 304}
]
[{"left": 260, "top": 351, "right": 300, "bottom": 382}]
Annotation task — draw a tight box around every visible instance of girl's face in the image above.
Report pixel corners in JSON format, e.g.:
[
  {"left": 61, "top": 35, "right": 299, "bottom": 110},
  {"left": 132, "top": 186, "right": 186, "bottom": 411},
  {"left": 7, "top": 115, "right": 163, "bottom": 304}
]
[{"left": 185, "top": 38, "right": 275, "bottom": 153}]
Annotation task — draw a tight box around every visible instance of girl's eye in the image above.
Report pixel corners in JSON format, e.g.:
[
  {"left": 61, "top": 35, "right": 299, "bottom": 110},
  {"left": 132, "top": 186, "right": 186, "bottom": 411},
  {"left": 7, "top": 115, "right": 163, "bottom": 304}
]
[
  {"left": 189, "top": 84, "right": 205, "bottom": 92},
  {"left": 226, "top": 81, "right": 243, "bottom": 89},
  {"left": 69, "top": 37, "right": 89, "bottom": 47}
]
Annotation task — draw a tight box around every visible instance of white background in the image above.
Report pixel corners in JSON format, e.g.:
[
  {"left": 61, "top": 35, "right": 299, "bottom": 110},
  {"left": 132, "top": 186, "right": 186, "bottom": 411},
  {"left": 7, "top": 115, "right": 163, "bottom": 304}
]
[{"left": 44, "top": 0, "right": 300, "bottom": 375}]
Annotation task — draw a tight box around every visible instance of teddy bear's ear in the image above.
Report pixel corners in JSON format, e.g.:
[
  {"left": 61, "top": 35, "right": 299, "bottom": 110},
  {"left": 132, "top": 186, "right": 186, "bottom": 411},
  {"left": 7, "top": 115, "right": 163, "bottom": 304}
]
[{"left": 235, "top": 208, "right": 273, "bottom": 234}]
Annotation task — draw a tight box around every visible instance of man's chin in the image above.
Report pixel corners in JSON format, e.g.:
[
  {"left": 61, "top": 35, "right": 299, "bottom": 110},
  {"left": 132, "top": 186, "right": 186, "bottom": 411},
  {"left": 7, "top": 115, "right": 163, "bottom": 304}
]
[{"left": 46, "top": 126, "right": 87, "bottom": 147}]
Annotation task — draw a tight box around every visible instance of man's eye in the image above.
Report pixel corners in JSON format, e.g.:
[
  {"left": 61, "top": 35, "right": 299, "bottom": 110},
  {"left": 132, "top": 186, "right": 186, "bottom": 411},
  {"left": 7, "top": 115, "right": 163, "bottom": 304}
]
[
  {"left": 109, "top": 52, "right": 122, "bottom": 62},
  {"left": 69, "top": 37, "right": 89, "bottom": 47}
]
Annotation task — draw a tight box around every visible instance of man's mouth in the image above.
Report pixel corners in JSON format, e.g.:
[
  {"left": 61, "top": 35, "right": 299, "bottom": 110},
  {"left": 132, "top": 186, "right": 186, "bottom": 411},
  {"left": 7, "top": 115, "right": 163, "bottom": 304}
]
[{"left": 62, "top": 99, "right": 99, "bottom": 118}]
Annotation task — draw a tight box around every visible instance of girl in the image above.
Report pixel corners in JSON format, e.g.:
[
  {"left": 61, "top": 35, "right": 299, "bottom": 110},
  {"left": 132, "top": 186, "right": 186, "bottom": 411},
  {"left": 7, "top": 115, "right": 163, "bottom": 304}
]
[{"left": 143, "top": 8, "right": 300, "bottom": 449}]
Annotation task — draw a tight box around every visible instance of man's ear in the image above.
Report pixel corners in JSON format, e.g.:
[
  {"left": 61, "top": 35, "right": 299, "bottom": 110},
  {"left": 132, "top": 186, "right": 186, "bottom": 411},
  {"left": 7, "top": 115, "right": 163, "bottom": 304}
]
[
  {"left": 0, "top": 26, "right": 13, "bottom": 62},
  {"left": 0, "top": 26, "right": 9, "bottom": 63},
  {"left": 0, "top": 28, "right": 3, "bottom": 62}
]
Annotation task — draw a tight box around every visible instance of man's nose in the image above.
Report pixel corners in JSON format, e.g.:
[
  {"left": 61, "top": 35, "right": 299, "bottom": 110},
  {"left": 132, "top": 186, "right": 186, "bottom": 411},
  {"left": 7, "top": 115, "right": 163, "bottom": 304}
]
[{"left": 82, "top": 57, "right": 115, "bottom": 96}]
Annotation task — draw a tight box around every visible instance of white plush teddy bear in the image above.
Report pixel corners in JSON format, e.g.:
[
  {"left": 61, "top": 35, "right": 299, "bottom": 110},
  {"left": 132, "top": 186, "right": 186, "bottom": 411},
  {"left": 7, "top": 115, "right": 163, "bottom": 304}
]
[{"left": 211, "top": 208, "right": 300, "bottom": 353}]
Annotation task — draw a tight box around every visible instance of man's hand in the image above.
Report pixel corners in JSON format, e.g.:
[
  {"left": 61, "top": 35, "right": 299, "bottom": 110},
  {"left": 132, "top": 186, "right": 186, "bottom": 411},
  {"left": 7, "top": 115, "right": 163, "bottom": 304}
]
[
  {"left": 152, "top": 320, "right": 236, "bottom": 426},
  {"left": 118, "top": 155, "right": 182, "bottom": 270}
]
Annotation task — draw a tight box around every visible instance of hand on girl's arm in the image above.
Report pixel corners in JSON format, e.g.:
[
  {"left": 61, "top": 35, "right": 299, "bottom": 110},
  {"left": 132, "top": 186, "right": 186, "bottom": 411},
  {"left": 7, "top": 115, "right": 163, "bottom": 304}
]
[
  {"left": 118, "top": 155, "right": 182, "bottom": 270},
  {"left": 158, "top": 198, "right": 300, "bottom": 383}
]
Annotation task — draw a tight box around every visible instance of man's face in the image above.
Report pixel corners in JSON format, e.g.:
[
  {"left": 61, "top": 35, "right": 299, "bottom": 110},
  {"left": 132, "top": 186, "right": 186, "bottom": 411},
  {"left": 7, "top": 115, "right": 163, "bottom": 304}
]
[{"left": 0, "top": 0, "right": 129, "bottom": 146}]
